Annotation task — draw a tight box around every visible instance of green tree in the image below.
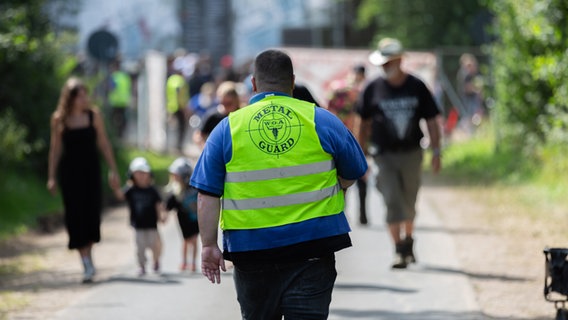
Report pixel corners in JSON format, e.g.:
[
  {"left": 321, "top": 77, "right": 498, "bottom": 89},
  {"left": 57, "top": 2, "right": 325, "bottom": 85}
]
[
  {"left": 356, "top": 0, "right": 490, "bottom": 49},
  {"left": 489, "top": 0, "right": 568, "bottom": 151},
  {"left": 0, "top": 0, "right": 64, "bottom": 171}
]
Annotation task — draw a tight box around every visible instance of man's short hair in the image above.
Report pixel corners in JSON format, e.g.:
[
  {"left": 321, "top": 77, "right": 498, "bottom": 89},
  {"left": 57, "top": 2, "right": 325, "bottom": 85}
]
[
  {"left": 217, "top": 81, "right": 239, "bottom": 99},
  {"left": 253, "top": 50, "right": 294, "bottom": 93}
]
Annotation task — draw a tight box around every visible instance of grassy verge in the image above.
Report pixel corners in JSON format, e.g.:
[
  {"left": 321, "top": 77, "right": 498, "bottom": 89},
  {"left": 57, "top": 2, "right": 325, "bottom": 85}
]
[
  {"left": 432, "top": 123, "right": 568, "bottom": 244},
  {"left": 0, "top": 170, "right": 62, "bottom": 240}
]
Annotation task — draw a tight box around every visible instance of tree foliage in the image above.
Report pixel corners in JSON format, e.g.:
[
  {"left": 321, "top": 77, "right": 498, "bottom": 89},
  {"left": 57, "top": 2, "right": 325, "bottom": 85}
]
[
  {"left": 356, "top": 0, "right": 568, "bottom": 154},
  {"left": 0, "top": 0, "right": 64, "bottom": 171},
  {"left": 356, "top": 0, "right": 490, "bottom": 49},
  {"left": 488, "top": 0, "right": 568, "bottom": 150}
]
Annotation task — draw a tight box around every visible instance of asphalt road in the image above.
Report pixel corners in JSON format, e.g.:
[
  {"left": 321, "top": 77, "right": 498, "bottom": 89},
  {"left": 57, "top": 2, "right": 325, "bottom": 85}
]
[{"left": 51, "top": 172, "right": 482, "bottom": 320}]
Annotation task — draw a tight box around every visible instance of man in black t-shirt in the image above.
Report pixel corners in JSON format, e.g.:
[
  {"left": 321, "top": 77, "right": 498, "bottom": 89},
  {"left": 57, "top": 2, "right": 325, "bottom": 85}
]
[{"left": 355, "top": 38, "right": 442, "bottom": 269}]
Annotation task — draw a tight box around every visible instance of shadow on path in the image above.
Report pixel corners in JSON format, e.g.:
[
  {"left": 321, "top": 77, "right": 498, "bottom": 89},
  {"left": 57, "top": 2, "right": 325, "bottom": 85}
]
[
  {"left": 330, "top": 308, "right": 549, "bottom": 320},
  {"left": 408, "top": 264, "right": 532, "bottom": 282},
  {"left": 334, "top": 282, "right": 417, "bottom": 294}
]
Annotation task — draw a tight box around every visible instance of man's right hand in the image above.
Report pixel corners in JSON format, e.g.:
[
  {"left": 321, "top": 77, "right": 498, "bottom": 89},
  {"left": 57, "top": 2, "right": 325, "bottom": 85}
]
[{"left": 201, "top": 245, "right": 226, "bottom": 284}]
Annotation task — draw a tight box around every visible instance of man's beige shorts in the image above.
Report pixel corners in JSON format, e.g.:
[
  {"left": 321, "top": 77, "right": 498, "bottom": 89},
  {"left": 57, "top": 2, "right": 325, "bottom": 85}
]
[{"left": 374, "top": 148, "right": 423, "bottom": 224}]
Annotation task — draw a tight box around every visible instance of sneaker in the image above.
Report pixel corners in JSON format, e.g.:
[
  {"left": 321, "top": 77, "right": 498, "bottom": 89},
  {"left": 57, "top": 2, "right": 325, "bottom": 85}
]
[
  {"left": 82, "top": 266, "right": 95, "bottom": 283},
  {"left": 82, "top": 259, "right": 96, "bottom": 283},
  {"left": 138, "top": 266, "right": 146, "bottom": 277}
]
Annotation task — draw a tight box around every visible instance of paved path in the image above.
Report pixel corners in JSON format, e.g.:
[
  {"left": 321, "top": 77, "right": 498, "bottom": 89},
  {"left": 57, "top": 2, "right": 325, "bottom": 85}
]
[{"left": 52, "top": 176, "right": 482, "bottom": 320}]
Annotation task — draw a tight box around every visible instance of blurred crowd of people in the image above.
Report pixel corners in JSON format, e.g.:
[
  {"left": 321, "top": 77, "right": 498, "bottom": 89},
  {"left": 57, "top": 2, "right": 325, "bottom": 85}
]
[{"left": 53, "top": 41, "right": 492, "bottom": 290}]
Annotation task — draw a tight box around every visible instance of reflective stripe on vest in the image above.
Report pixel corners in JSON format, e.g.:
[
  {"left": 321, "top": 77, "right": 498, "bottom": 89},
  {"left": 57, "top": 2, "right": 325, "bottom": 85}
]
[
  {"left": 225, "top": 159, "right": 334, "bottom": 183},
  {"left": 221, "top": 95, "right": 345, "bottom": 230},
  {"left": 223, "top": 181, "right": 341, "bottom": 210}
]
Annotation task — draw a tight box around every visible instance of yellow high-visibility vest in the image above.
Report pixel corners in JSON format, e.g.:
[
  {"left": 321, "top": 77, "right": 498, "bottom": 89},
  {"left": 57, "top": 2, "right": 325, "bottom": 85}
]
[
  {"left": 166, "top": 74, "right": 188, "bottom": 114},
  {"left": 108, "top": 71, "right": 131, "bottom": 108},
  {"left": 221, "top": 95, "right": 344, "bottom": 230}
]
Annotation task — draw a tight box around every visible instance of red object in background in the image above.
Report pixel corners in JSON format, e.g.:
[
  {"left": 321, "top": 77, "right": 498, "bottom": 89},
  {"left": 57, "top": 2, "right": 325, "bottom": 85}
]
[
  {"left": 444, "top": 108, "right": 459, "bottom": 134},
  {"left": 220, "top": 55, "right": 233, "bottom": 68}
]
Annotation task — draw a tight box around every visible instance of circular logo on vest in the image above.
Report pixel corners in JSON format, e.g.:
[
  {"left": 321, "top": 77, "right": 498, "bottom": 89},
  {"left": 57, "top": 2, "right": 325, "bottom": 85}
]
[{"left": 248, "top": 103, "right": 302, "bottom": 155}]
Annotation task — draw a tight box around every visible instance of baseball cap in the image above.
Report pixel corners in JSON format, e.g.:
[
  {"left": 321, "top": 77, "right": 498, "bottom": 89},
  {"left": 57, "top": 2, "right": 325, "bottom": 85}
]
[
  {"left": 129, "top": 157, "right": 151, "bottom": 173},
  {"left": 168, "top": 157, "right": 193, "bottom": 177},
  {"left": 369, "top": 38, "right": 404, "bottom": 66}
]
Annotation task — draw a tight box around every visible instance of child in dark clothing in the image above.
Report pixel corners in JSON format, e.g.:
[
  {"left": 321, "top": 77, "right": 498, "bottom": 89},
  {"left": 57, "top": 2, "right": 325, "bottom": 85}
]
[
  {"left": 165, "top": 157, "right": 199, "bottom": 272},
  {"left": 113, "top": 157, "right": 165, "bottom": 276}
]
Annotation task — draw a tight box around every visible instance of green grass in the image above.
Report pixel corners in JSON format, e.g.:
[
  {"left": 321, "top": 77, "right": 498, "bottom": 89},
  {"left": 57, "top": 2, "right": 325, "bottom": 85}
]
[
  {"left": 432, "top": 123, "right": 568, "bottom": 241},
  {"left": 0, "top": 169, "right": 62, "bottom": 240},
  {"left": 438, "top": 125, "right": 540, "bottom": 186}
]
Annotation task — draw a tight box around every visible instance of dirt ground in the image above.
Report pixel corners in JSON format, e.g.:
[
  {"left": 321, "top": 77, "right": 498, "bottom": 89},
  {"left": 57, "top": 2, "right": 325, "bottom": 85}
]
[
  {"left": 421, "top": 180, "right": 558, "bottom": 320},
  {"left": 0, "top": 206, "right": 133, "bottom": 320},
  {"left": 0, "top": 182, "right": 563, "bottom": 320}
]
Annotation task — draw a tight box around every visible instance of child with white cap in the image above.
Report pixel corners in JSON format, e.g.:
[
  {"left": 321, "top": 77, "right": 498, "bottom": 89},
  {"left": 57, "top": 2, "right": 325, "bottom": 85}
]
[
  {"left": 113, "top": 157, "right": 165, "bottom": 275},
  {"left": 165, "top": 157, "right": 199, "bottom": 272}
]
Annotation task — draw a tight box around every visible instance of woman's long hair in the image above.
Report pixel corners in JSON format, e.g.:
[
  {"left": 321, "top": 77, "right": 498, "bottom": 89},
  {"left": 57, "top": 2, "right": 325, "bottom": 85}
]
[{"left": 55, "top": 77, "right": 88, "bottom": 120}]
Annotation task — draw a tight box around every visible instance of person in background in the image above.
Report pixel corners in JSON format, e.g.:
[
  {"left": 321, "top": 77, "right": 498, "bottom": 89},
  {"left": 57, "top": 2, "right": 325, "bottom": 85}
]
[
  {"left": 165, "top": 157, "right": 200, "bottom": 272},
  {"left": 293, "top": 82, "right": 321, "bottom": 106},
  {"left": 189, "top": 53, "right": 214, "bottom": 98},
  {"left": 47, "top": 77, "right": 120, "bottom": 283},
  {"left": 113, "top": 157, "right": 165, "bottom": 276},
  {"left": 216, "top": 54, "right": 240, "bottom": 84},
  {"left": 190, "top": 49, "right": 367, "bottom": 319},
  {"left": 166, "top": 65, "right": 190, "bottom": 153},
  {"left": 355, "top": 38, "right": 442, "bottom": 269},
  {"left": 192, "top": 81, "right": 240, "bottom": 149},
  {"left": 108, "top": 60, "right": 132, "bottom": 139},
  {"left": 456, "top": 53, "right": 484, "bottom": 133},
  {"left": 188, "top": 81, "right": 218, "bottom": 133},
  {"left": 326, "top": 63, "right": 370, "bottom": 225}
]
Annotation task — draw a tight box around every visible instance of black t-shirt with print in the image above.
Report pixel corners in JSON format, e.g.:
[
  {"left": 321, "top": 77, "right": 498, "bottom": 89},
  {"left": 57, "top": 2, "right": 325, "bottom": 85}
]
[
  {"left": 356, "top": 74, "right": 440, "bottom": 154},
  {"left": 124, "top": 185, "right": 162, "bottom": 230}
]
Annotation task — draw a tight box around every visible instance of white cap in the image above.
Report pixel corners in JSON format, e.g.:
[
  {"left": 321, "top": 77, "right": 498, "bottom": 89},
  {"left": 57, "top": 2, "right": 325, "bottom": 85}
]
[
  {"left": 168, "top": 157, "right": 192, "bottom": 177},
  {"left": 129, "top": 157, "right": 151, "bottom": 173},
  {"left": 369, "top": 38, "right": 404, "bottom": 66}
]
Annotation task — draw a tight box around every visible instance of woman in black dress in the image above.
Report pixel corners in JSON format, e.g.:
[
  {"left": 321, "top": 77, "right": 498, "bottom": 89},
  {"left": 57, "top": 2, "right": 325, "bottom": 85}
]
[{"left": 47, "top": 77, "right": 120, "bottom": 283}]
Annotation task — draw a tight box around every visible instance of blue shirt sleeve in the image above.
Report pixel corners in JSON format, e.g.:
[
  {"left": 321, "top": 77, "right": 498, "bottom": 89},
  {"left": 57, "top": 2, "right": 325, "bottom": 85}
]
[{"left": 314, "top": 107, "right": 368, "bottom": 180}]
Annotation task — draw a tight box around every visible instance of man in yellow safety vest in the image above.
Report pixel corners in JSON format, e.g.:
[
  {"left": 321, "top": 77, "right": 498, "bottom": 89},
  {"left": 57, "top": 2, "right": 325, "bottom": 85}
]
[{"left": 190, "top": 49, "right": 368, "bottom": 319}]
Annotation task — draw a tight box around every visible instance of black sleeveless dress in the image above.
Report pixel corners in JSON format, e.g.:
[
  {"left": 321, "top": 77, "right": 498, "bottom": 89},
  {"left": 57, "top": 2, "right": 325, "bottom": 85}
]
[{"left": 59, "top": 110, "right": 102, "bottom": 249}]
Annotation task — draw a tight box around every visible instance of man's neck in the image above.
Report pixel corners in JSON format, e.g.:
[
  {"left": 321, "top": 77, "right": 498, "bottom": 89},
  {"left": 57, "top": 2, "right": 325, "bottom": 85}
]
[{"left": 386, "top": 72, "right": 407, "bottom": 87}]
